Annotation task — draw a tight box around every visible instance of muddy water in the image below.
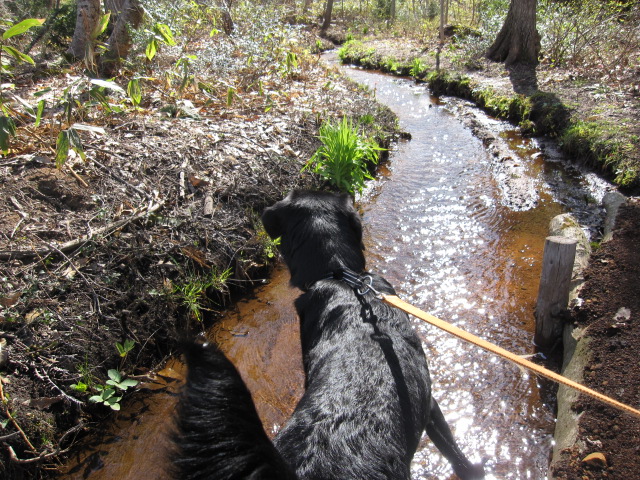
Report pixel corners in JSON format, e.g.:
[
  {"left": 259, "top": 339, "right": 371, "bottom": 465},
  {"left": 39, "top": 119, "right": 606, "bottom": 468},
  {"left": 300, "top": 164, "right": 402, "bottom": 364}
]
[{"left": 62, "top": 65, "right": 611, "bottom": 479}]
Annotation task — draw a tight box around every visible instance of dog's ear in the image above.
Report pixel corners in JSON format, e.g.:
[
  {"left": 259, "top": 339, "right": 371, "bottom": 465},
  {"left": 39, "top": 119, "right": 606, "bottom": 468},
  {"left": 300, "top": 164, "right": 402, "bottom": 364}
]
[
  {"left": 261, "top": 206, "right": 282, "bottom": 240},
  {"left": 340, "top": 194, "right": 365, "bottom": 251}
]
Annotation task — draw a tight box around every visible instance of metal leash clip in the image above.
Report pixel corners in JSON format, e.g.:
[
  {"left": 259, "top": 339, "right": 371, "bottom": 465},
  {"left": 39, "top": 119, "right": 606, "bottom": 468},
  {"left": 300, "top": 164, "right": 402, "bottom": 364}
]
[{"left": 334, "top": 268, "right": 380, "bottom": 298}]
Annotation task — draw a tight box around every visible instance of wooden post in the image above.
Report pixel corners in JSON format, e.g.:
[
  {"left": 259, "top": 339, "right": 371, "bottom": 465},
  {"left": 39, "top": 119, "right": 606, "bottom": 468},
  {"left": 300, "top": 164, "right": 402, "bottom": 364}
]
[{"left": 534, "top": 236, "right": 577, "bottom": 349}]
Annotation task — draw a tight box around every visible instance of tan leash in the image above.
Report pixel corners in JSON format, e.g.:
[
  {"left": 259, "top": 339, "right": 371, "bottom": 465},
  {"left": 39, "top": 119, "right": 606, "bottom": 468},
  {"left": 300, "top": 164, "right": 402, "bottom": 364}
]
[{"left": 382, "top": 294, "right": 640, "bottom": 420}]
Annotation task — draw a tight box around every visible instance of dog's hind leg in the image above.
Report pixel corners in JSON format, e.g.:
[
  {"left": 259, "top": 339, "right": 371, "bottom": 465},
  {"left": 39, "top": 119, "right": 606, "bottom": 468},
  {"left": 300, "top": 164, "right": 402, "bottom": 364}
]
[
  {"left": 171, "top": 342, "right": 297, "bottom": 480},
  {"left": 425, "top": 397, "right": 485, "bottom": 480}
]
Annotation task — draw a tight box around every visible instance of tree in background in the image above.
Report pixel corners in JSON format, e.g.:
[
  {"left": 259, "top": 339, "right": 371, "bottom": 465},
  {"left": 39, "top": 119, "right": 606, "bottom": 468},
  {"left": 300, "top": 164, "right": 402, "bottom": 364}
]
[
  {"left": 102, "top": 0, "right": 143, "bottom": 75},
  {"left": 322, "top": 0, "right": 334, "bottom": 31},
  {"left": 486, "top": 0, "right": 540, "bottom": 93},
  {"left": 486, "top": 0, "right": 540, "bottom": 66},
  {"left": 67, "top": 0, "right": 101, "bottom": 60}
]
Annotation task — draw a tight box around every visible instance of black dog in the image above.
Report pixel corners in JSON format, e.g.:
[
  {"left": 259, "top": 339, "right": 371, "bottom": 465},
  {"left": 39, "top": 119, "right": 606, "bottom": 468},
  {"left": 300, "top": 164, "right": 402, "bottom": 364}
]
[{"left": 172, "top": 190, "right": 484, "bottom": 479}]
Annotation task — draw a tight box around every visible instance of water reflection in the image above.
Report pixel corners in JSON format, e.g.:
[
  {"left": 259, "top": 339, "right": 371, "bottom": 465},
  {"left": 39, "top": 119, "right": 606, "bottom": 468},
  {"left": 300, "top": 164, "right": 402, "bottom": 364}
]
[{"left": 343, "top": 67, "right": 563, "bottom": 478}]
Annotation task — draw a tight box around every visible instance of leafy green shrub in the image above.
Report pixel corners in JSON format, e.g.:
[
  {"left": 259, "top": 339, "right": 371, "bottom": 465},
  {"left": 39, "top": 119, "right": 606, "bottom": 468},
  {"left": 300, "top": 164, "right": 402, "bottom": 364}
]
[
  {"left": 304, "top": 116, "right": 382, "bottom": 195},
  {"left": 48, "top": 3, "right": 77, "bottom": 49},
  {"left": 538, "top": 0, "right": 638, "bottom": 71}
]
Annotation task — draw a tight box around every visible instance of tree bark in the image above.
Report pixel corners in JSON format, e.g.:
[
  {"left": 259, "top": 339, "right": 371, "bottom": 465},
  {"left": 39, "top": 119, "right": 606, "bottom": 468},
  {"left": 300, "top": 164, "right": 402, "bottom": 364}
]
[
  {"left": 321, "top": 0, "right": 334, "bottom": 31},
  {"left": 67, "top": 0, "right": 102, "bottom": 61},
  {"left": 101, "top": 0, "right": 143, "bottom": 74},
  {"left": 486, "top": 0, "right": 540, "bottom": 66}
]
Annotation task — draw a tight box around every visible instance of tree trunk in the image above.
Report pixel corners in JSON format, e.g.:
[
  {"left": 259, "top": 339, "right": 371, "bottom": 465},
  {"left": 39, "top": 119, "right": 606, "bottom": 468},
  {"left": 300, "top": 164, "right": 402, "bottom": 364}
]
[
  {"left": 486, "top": 0, "right": 540, "bottom": 66},
  {"left": 101, "top": 0, "right": 143, "bottom": 75},
  {"left": 103, "top": 0, "right": 125, "bottom": 17},
  {"left": 321, "top": 0, "right": 334, "bottom": 31},
  {"left": 67, "top": 0, "right": 102, "bottom": 61},
  {"left": 220, "top": 0, "right": 234, "bottom": 35}
]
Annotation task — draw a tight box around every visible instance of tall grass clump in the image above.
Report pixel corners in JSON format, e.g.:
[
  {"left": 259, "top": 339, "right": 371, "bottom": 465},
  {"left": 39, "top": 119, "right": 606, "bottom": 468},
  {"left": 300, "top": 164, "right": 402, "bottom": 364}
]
[{"left": 304, "top": 116, "right": 382, "bottom": 195}]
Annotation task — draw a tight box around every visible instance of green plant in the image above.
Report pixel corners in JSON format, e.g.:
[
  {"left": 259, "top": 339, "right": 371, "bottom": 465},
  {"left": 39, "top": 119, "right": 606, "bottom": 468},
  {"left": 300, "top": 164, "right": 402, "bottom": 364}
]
[
  {"left": 70, "top": 381, "right": 88, "bottom": 393},
  {"left": 172, "top": 267, "right": 233, "bottom": 322},
  {"left": 257, "top": 227, "right": 280, "bottom": 261},
  {"left": 304, "top": 116, "right": 383, "bottom": 195},
  {"left": 280, "top": 50, "right": 299, "bottom": 77},
  {"left": 0, "top": 18, "right": 44, "bottom": 76},
  {"left": 0, "top": 18, "right": 44, "bottom": 154},
  {"left": 89, "top": 369, "right": 138, "bottom": 411},
  {"left": 127, "top": 78, "right": 142, "bottom": 108},
  {"left": 116, "top": 338, "right": 135, "bottom": 370},
  {"left": 144, "top": 23, "right": 177, "bottom": 62},
  {"left": 116, "top": 339, "right": 135, "bottom": 358},
  {"left": 409, "top": 58, "right": 426, "bottom": 78}
]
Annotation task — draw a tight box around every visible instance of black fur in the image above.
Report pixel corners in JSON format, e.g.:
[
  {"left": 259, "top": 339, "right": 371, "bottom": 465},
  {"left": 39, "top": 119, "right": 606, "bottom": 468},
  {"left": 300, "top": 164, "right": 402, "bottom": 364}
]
[{"left": 172, "top": 190, "right": 484, "bottom": 479}]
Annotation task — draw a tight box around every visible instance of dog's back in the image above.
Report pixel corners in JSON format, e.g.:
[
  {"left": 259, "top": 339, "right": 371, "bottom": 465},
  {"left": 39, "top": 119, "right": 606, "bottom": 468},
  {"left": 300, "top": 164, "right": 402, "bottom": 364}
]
[{"left": 273, "top": 275, "right": 431, "bottom": 480}]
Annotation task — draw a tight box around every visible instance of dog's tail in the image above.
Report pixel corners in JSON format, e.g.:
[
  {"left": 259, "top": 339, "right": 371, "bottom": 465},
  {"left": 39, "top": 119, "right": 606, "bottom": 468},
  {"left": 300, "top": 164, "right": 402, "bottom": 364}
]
[{"left": 171, "top": 342, "right": 297, "bottom": 480}]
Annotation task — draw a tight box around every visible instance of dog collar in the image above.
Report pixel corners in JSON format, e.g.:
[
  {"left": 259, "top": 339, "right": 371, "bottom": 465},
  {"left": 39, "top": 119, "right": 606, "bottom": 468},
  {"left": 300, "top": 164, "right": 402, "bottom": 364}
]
[{"left": 316, "top": 268, "right": 380, "bottom": 297}]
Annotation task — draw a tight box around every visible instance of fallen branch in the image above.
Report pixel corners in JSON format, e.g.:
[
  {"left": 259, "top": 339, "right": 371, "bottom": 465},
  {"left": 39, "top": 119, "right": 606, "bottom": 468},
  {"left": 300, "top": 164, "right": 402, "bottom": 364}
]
[
  {"left": 0, "top": 380, "right": 37, "bottom": 454},
  {"left": 0, "top": 201, "right": 164, "bottom": 261},
  {"left": 32, "top": 366, "right": 84, "bottom": 407}
]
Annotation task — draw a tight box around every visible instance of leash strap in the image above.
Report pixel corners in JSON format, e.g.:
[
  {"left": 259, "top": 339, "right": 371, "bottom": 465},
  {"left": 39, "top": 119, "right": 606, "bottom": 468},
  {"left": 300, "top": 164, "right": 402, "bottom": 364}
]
[{"left": 381, "top": 294, "right": 640, "bottom": 420}]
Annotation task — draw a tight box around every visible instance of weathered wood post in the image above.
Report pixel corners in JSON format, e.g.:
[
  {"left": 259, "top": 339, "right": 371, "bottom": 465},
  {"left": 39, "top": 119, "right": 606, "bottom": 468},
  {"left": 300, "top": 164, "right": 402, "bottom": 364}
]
[{"left": 534, "top": 236, "right": 577, "bottom": 349}]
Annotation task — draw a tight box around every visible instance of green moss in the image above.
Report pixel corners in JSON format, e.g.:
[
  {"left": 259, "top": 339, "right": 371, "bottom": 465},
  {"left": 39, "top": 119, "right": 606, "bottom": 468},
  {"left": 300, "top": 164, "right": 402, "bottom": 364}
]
[{"left": 561, "top": 121, "right": 638, "bottom": 187}]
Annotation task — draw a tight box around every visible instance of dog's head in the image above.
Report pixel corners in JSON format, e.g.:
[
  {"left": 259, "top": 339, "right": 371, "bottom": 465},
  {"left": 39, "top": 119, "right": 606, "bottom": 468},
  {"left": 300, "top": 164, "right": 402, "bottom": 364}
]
[{"left": 262, "top": 190, "right": 366, "bottom": 290}]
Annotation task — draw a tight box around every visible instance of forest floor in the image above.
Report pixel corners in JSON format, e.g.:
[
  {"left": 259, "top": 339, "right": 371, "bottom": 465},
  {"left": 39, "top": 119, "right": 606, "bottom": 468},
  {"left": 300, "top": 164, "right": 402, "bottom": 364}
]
[{"left": 0, "top": 18, "right": 638, "bottom": 479}]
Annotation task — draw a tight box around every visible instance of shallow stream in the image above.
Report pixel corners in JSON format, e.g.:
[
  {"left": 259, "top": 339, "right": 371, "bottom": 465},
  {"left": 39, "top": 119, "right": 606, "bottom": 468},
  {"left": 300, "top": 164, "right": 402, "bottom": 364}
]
[{"left": 62, "top": 60, "right": 612, "bottom": 479}]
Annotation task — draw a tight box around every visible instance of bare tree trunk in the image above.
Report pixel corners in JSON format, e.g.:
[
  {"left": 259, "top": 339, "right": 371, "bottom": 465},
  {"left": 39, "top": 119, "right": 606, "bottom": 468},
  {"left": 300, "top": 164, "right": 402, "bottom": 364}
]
[
  {"left": 220, "top": 0, "right": 234, "bottom": 35},
  {"left": 67, "top": 0, "right": 102, "bottom": 61},
  {"left": 390, "top": 0, "right": 396, "bottom": 21},
  {"left": 321, "top": 0, "right": 334, "bottom": 31},
  {"left": 487, "top": 0, "right": 540, "bottom": 66},
  {"left": 101, "top": 0, "right": 143, "bottom": 75}
]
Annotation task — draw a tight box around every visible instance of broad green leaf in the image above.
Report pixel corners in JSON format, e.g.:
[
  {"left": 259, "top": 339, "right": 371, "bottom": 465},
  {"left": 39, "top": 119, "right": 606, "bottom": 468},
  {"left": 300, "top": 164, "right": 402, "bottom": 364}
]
[
  {"left": 127, "top": 78, "right": 141, "bottom": 107},
  {"left": 89, "top": 88, "right": 112, "bottom": 112},
  {"left": 91, "top": 12, "right": 111, "bottom": 39},
  {"left": 118, "top": 378, "right": 139, "bottom": 389},
  {"left": 33, "top": 87, "right": 51, "bottom": 98},
  {"left": 226, "top": 87, "right": 235, "bottom": 107},
  {"left": 107, "top": 369, "right": 122, "bottom": 382},
  {"left": 153, "top": 23, "right": 176, "bottom": 46},
  {"left": 90, "top": 78, "right": 125, "bottom": 94},
  {"left": 88, "top": 395, "right": 103, "bottom": 403},
  {"left": 68, "top": 128, "right": 86, "bottom": 161},
  {"left": 35, "top": 99, "right": 45, "bottom": 128},
  {"left": 2, "top": 18, "right": 44, "bottom": 40},
  {"left": 55, "top": 130, "right": 70, "bottom": 168},
  {"left": 0, "top": 115, "right": 17, "bottom": 154},
  {"left": 2, "top": 45, "right": 35, "bottom": 65},
  {"left": 145, "top": 39, "right": 157, "bottom": 61}
]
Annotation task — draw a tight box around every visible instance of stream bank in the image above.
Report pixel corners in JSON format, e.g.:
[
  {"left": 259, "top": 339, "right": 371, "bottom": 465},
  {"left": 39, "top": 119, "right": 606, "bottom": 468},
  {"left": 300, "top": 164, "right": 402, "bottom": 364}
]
[{"left": 0, "top": 49, "right": 399, "bottom": 478}]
